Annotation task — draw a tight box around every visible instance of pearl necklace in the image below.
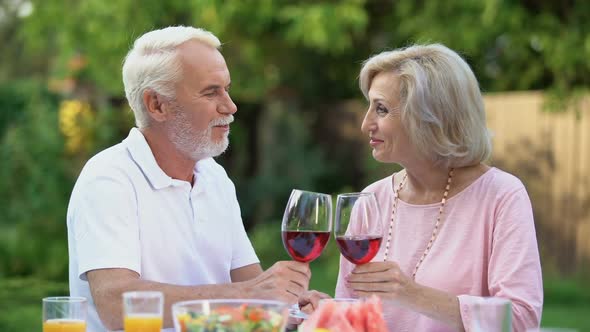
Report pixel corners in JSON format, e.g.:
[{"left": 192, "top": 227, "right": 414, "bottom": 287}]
[{"left": 382, "top": 168, "right": 454, "bottom": 279}]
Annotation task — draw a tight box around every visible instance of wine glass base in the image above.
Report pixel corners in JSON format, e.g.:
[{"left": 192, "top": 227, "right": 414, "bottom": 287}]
[{"left": 289, "top": 303, "right": 308, "bottom": 319}]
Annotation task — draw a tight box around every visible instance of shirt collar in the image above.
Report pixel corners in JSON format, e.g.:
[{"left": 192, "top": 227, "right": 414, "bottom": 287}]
[{"left": 125, "top": 128, "right": 176, "bottom": 190}]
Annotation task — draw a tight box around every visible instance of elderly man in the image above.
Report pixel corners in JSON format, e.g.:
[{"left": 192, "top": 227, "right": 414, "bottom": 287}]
[{"left": 67, "top": 26, "right": 316, "bottom": 332}]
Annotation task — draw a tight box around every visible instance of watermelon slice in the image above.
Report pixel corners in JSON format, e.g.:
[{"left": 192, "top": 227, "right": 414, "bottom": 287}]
[
  {"left": 364, "top": 297, "right": 388, "bottom": 332},
  {"left": 300, "top": 295, "right": 387, "bottom": 332}
]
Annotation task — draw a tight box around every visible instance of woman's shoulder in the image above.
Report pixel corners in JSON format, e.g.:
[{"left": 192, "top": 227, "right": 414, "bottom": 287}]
[
  {"left": 363, "top": 174, "right": 395, "bottom": 196},
  {"left": 481, "top": 167, "right": 526, "bottom": 190},
  {"left": 464, "top": 166, "right": 528, "bottom": 200}
]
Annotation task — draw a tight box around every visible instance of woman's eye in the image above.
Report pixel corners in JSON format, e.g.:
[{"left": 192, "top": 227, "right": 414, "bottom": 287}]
[{"left": 375, "top": 105, "right": 389, "bottom": 116}]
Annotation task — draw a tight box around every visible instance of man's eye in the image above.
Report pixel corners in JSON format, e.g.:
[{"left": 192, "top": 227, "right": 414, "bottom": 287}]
[{"left": 204, "top": 91, "right": 217, "bottom": 97}]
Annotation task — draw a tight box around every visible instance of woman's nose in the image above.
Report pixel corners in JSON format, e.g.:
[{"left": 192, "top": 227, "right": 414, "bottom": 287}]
[{"left": 361, "top": 110, "right": 376, "bottom": 134}]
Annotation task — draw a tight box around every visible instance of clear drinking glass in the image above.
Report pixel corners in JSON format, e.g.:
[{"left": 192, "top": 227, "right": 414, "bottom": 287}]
[
  {"left": 281, "top": 189, "right": 333, "bottom": 319},
  {"left": 42, "top": 296, "right": 87, "bottom": 332},
  {"left": 335, "top": 192, "right": 382, "bottom": 265},
  {"left": 471, "top": 297, "right": 512, "bottom": 332},
  {"left": 123, "top": 291, "right": 164, "bottom": 332}
]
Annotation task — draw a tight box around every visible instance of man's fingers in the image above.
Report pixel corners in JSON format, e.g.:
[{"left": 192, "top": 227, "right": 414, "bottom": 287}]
[
  {"left": 298, "top": 290, "right": 332, "bottom": 311},
  {"left": 284, "top": 271, "right": 309, "bottom": 290},
  {"left": 300, "top": 303, "right": 314, "bottom": 314},
  {"left": 286, "top": 288, "right": 300, "bottom": 301},
  {"left": 285, "top": 261, "right": 311, "bottom": 277},
  {"left": 286, "top": 280, "right": 306, "bottom": 298}
]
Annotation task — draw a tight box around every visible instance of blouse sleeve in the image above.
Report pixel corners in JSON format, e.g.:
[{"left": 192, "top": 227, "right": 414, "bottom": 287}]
[
  {"left": 458, "top": 187, "right": 543, "bottom": 331},
  {"left": 335, "top": 255, "right": 355, "bottom": 298}
]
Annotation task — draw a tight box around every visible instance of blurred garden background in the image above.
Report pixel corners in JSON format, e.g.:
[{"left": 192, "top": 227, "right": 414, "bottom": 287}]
[{"left": 1, "top": 0, "right": 589, "bottom": 330}]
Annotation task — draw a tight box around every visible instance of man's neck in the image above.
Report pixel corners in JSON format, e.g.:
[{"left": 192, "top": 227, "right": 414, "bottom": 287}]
[{"left": 140, "top": 127, "right": 196, "bottom": 184}]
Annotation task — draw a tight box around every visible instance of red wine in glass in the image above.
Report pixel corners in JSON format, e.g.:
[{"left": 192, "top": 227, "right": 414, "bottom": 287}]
[
  {"left": 336, "top": 235, "right": 382, "bottom": 264},
  {"left": 282, "top": 230, "right": 331, "bottom": 263},
  {"left": 281, "top": 189, "right": 333, "bottom": 319},
  {"left": 335, "top": 192, "right": 382, "bottom": 265}
]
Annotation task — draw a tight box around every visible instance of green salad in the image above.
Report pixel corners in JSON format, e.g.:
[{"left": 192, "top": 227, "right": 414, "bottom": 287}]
[{"left": 177, "top": 304, "right": 286, "bottom": 332}]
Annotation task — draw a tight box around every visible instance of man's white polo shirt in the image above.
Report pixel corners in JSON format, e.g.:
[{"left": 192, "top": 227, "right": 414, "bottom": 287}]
[{"left": 67, "top": 128, "right": 259, "bottom": 332}]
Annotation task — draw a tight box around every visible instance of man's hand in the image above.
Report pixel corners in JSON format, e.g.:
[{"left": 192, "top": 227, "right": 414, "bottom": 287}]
[
  {"left": 298, "top": 290, "right": 331, "bottom": 314},
  {"left": 242, "top": 261, "right": 311, "bottom": 303}
]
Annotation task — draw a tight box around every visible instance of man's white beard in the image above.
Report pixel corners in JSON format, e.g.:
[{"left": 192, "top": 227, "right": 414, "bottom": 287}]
[{"left": 168, "top": 108, "right": 233, "bottom": 161}]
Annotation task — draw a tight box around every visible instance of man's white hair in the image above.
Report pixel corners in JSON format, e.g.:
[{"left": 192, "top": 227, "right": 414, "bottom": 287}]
[{"left": 122, "top": 26, "right": 221, "bottom": 128}]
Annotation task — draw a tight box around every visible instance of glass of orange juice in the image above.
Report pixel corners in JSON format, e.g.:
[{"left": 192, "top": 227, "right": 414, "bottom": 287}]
[
  {"left": 123, "top": 291, "right": 163, "bottom": 332},
  {"left": 42, "top": 296, "right": 87, "bottom": 332}
]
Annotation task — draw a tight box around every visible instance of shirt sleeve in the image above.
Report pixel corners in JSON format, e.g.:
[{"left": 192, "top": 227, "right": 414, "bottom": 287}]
[
  {"left": 459, "top": 187, "right": 543, "bottom": 331},
  {"left": 228, "top": 181, "right": 259, "bottom": 270},
  {"left": 69, "top": 174, "right": 141, "bottom": 280}
]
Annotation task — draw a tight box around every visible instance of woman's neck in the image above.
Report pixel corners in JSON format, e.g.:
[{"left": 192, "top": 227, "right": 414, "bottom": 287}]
[{"left": 398, "top": 162, "right": 489, "bottom": 205}]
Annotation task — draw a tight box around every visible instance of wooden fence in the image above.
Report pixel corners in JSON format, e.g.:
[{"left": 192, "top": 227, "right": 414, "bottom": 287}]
[{"left": 485, "top": 92, "right": 590, "bottom": 275}]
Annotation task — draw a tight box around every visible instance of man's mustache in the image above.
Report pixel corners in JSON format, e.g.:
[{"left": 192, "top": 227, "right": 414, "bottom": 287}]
[{"left": 210, "top": 115, "right": 234, "bottom": 127}]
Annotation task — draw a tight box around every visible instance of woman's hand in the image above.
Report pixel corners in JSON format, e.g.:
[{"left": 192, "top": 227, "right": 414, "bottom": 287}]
[
  {"left": 347, "top": 261, "right": 465, "bottom": 331},
  {"left": 346, "top": 261, "right": 418, "bottom": 305}
]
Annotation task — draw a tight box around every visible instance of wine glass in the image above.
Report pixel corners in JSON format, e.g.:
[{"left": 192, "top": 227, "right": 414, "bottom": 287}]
[
  {"left": 281, "top": 189, "right": 333, "bottom": 263},
  {"left": 281, "top": 189, "right": 333, "bottom": 318},
  {"left": 335, "top": 192, "right": 383, "bottom": 265}
]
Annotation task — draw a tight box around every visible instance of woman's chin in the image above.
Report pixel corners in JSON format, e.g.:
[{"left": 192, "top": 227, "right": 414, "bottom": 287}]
[
  {"left": 372, "top": 151, "right": 398, "bottom": 164},
  {"left": 372, "top": 151, "right": 388, "bottom": 163}
]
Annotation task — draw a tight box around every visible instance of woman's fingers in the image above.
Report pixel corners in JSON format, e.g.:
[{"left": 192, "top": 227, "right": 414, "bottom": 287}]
[{"left": 346, "top": 270, "right": 397, "bottom": 283}]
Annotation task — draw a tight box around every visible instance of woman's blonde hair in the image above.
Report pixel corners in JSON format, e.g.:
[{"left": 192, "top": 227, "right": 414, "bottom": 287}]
[{"left": 359, "top": 44, "right": 492, "bottom": 167}]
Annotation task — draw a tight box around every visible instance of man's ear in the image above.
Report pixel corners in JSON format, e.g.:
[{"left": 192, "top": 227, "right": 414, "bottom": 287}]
[{"left": 143, "top": 90, "right": 170, "bottom": 123}]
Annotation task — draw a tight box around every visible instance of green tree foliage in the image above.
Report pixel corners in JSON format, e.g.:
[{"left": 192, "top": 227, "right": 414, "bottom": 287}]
[
  {"left": 1, "top": 0, "right": 589, "bottom": 280},
  {"left": 381, "top": 0, "right": 590, "bottom": 95}
]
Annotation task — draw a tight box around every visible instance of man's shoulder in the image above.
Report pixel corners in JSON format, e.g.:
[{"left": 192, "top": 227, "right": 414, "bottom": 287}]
[
  {"left": 75, "top": 142, "right": 136, "bottom": 185},
  {"left": 197, "top": 157, "right": 230, "bottom": 179},
  {"left": 67, "top": 142, "right": 139, "bottom": 220}
]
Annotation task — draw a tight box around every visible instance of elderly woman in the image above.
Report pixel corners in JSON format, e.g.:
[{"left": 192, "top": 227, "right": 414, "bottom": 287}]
[{"left": 335, "top": 44, "right": 543, "bottom": 331}]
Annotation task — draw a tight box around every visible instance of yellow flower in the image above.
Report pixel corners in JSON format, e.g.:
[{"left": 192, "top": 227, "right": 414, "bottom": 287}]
[{"left": 58, "top": 99, "right": 93, "bottom": 154}]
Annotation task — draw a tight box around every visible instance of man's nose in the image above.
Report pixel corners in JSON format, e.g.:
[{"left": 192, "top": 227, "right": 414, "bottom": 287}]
[{"left": 220, "top": 90, "right": 237, "bottom": 114}]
